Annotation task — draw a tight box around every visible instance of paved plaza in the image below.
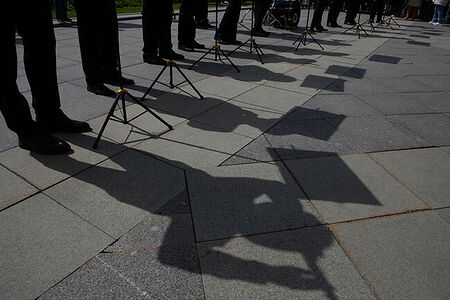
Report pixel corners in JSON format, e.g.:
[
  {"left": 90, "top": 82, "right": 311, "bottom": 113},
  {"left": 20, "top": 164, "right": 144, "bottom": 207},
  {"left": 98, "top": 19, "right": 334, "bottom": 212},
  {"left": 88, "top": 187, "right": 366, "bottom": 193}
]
[{"left": 1, "top": 10, "right": 449, "bottom": 299}]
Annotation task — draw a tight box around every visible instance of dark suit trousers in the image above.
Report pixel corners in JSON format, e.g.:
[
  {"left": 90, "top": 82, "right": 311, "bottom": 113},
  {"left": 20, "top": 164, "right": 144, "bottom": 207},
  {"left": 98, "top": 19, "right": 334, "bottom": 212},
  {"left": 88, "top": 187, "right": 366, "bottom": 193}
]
[
  {"left": 345, "top": 0, "right": 361, "bottom": 21},
  {"left": 195, "top": 0, "right": 209, "bottom": 24},
  {"left": 254, "top": 0, "right": 272, "bottom": 29},
  {"left": 74, "top": 0, "right": 119, "bottom": 85},
  {"left": 0, "top": 1, "right": 60, "bottom": 135},
  {"left": 217, "top": 0, "right": 242, "bottom": 41},
  {"left": 179, "top": 0, "right": 197, "bottom": 44},
  {"left": 142, "top": 0, "right": 173, "bottom": 57},
  {"left": 311, "top": 0, "right": 328, "bottom": 27},
  {"left": 370, "top": 0, "right": 385, "bottom": 21},
  {"left": 327, "top": 0, "right": 345, "bottom": 24}
]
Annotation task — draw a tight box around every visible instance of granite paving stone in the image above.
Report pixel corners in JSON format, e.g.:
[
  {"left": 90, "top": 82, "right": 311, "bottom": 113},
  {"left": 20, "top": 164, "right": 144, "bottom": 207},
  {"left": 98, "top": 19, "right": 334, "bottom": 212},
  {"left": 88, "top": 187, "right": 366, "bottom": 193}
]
[
  {"left": 407, "top": 74, "right": 450, "bottom": 91},
  {"left": 370, "top": 148, "right": 450, "bottom": 208},
  {"left": 388, "top": 113, "right": 450, "bottom": 146},
  {"left": 198, "top": 226, "right": 375, "bottom": 299},
  {"left": 303, "top": 94, "right": 382, "bottom": 117},
  {"left": 45, "top": 149, "right": 186, "bottom": 238},
  {"left": 0, "top": 165, "right": 37, "bottom": 211},
  {"left": 220, "top": 135, "right": 280, "bottom": 165},
  {"left": 41, "top": 245, "right": 204, "bottom": 300},
  {"left": 187, "top": 162, "right": 318, "bottom": 241},
  {"left": 189, "top": 76, "right": 259, "bottom": 99},
  {"left": 0, "top": 116, "right": 19, "bottom": 152},
  {"left": 327, "top": 115, "right": 430, "bottom": 152},
  {"left": 435, "top": 208, "right": 450, "bottom": 224},
  {"left": 285, "top": 154, "right": 427, "bottom": 223},
  {"left": 0, "top": 133, "right": 127, "bottom": 190},
  {"left": 0, "top": 194, "right": 114, "bottom": 300},
  {"left": 332, "top": 211, "right": 450, "bottom": 300},
  {"left": 371, "top": 76, "right": 437, "bottom": 93}
]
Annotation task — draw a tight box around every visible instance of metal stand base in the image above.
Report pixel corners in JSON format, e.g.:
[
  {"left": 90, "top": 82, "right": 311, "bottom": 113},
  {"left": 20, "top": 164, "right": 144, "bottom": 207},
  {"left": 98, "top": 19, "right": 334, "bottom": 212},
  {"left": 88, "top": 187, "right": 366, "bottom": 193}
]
[
  {"left": 190, "top": 44, "right": 240, "bottom": 72},
  {"left": 376, "top": 15, "right": 400, "bottom": 30},
  {"left": 229, "top": 37, "right": 264, "bottom": 63},
  {"left": 142, "top": 60, "right": 204, "bottom": 100},
  {"left": 93, "top": 88, "right": 173, "bottom": 149},
  {"left": 293, "top": 29, "right": 324, "bottom": 50},
  {"left": 361, "top": 19, "right": 376, "bottom": 33}
]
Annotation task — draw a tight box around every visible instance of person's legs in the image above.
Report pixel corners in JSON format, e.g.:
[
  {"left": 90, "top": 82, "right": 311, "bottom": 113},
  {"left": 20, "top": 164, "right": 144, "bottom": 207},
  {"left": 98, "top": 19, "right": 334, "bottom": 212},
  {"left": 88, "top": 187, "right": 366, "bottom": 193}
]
[
  {"left": 17, "top": 0, "right": 61, "bottom": 119},
  {"left": 327, "top": 0, "right": 344, "bottom": 25},
  {"left": 178, "top": 0, "right": 197, "bottom": 45},
  {"left": 254, "top": 0, "right": 271, "bottom": 30},
  {"left": 437, "top": 5, "right": 444, "bottom": 22},
  {"left": 98, "top": 0, "right": 120, "bottom": 80},
  {"left": 54, "top": 0, "right": 68, "bottom": 21},
  {"left": 217, "top": 0, "right": 242, "bottom": 42},
  {"left": 311, "top": 0, "right": 327, "bottom": 28},
  {"left": 195, "top": 0, "right": 210, "bottom": 25},
  {"left": 432, "top": 5, "right": 438, "bottom": 21},
  {"left": 446, "top": 4, "right": 450, "bottom": 21},
  {"left": 376, "top": 0, "right": 385, "bottom": 21}
]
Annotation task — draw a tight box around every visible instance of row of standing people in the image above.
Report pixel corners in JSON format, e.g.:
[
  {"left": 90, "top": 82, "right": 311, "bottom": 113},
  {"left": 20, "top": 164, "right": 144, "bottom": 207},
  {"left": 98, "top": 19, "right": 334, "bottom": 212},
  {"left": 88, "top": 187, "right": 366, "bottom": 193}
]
[{"left": 1, "top": 0, "right": 272, "bottom": 155}]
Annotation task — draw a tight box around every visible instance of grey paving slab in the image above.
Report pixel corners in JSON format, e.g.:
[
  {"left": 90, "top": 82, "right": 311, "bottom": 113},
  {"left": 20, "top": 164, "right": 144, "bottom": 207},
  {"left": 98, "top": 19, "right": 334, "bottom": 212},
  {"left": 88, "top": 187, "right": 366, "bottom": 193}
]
[
  {"left": 187, "top": 162, "right": 318, "bottom": 241},
  {"left": 371, "top": 76, "right": 438, "bottom": 93},
  {"left": 440, "top": 145, "right": 450, "bottom": 153},
  {"left": 435, "top": 208, "right": 450, "bottom": 224},
  {"left": 303, "top": 93, "right": 382, "bottom": 117},
  {"left": 0, "top": 165, "right": 37, "bottom": 211},
  {"left": 106, "top": 213, "right": 194, "bottom": 252},
  {"left": 407, "top": 74, "right": 450, "bottom": 91},
  {"left": 370, "top": 148, "right": 450, "bottom": 208},
  {"left": 45, "top": 149, "right": 186, "bottom": 238},
  {"left": 160, "top": 121, "right": 252, "bottom": 155},
  {"left": 358, "top": 91, "right": 450, "bottom": 114},
  {"left": 0, "top": 133, "right": 126, "bottom": 190},
  {"left": 0, "top": 115, "right": 18, "bottom": 152},
  {"left": 232, "top": 85, "right": 312, "bottom": 114},
  {"left": 221, "top": 135, "right": 280, "bottom": 165},
  {"left": 198, "top": 226, "right": 375, "bottom": 299},
  {"left": 264, "top": 118, "right": 361, "bottom": 160},
  {"left": 56, "top": 63, "right": 85, "bottom": 82},
  {"left": 327, "top": 115, "right": 430, "bottom": 152},
  {"left": 191, "top": 76, "right": 259, "bottom": 99},
  {"left": 41, "top": 245, "right": 204, "bottom": 300},
  {"left": 332, "top": 211, "right": 450, "bottom": 300},
  {"left": 134, "top": 136, "right": 230, "bottom": 170},
  {"left": 322, "top": 77, "right": 393, "bottom": 94},
  {"left": 190, "top": 99, "right": 284, "bottom": 138},
  {"left": 0, "top": 194, "right": 114, "bottom": 300},
  {"left": 285, "top": 154, "right": 427, "bottom": 223},
  {"left": 388, "top": 113, "right": 450, "bottom": 146}
]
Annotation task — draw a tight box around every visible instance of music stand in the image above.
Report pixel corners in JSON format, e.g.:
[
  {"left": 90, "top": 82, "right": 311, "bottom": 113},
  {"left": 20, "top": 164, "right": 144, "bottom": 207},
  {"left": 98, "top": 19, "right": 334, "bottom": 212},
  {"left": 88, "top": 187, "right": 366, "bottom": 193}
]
[
  {"left": 293, "top": 0, "right": 324, "bottom": 51},
  {"left": 93, "top": 20, "right": 173, "bottom": 149},
  {"left": 376, "top": 15, "right": 399, "bottom": 30},
  {"left": 142, "top": 59, "right": 204, "bottom": 100},
  {"left": 228, "top": 0, "right": 264, "bottom": 64},
  {"left": 189, "top": 0, "right": 240, "bottom": 72},
  {"left": 361, "top": 18, "right": 376, "bottom": 33},
  {"left": 341, "top": 11, "right": 369, "bottom": 39}
]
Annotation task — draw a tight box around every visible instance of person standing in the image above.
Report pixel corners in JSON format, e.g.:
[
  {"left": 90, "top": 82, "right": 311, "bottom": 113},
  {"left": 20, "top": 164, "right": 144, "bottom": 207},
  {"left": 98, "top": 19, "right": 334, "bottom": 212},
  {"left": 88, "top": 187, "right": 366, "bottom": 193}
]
[
  {"left": 216, "top": 0, "right": 243, "bottom": 44},
  {"left": 73, "top": 0, "right": 134, "bottom": 97},
  {"left": 195, "top": 0, "right": 214, "bottom": 29},
  {"left": 252, "top": 0, "right": 272, "bottom": 36},
  {"left": 310, "top": 0, "right": 330, "bottom": 32},
  {"left": 54, "top": 0, "right": 73, "bottom": 24},
  {"left": 369, "top": 0, "right": 385, "bottom": 22},
  {"left": 344, "top": 0, "right": 361, "bottom": 25},
  {"left": 1, "top": 1, "right": 91, "bottom": 154},
  {"left": 178, "top": 0, "right": 206, "bottom": 51},
  {"left": 141, "top": 0, "right": 184, "bottom": 65}
]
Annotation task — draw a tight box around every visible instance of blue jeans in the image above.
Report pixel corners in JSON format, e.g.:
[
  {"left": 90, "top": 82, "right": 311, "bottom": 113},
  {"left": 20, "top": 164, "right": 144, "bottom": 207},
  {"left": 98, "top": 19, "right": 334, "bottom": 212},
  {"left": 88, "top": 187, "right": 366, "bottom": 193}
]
[
  {"left": 432, "top": 5, "right": 444, "bottom": 22},
  {"left": 446, "top": 5, "right": 450, "bottom": 21}
]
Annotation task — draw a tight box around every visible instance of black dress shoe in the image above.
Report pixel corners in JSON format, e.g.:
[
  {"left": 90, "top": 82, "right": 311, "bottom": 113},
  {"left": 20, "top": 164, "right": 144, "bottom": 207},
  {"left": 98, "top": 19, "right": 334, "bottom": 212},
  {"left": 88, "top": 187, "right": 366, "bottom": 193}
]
[
  {"left": 196, "top": 22, "right": 214, "bottom": 29},
  {"left": 216, "top": 37, "right": 242, "bottom": 45},
  {"left": 251, "top": 28, "right": 270, "bottom": 37},
  {"left": 328, "top": 23, "right": 342, "bottom": 28},
  {"left": 37, "top": 111, "right": 92, "bottom": 133},
  {"left": 344, "top": 20, "right": 357, "bottom": 25},
  {"left": 143, "top": 55, "right": 167, "bottom": 66},
  {"left": 191, "top": 40, "right": 206, "bottom": 49},
  {"left": 87, "top": 83, "right": 116, "bottom": 97},
  {"left": 316, "top": 25, "right": 328, "bottom": 32},
  {"left": 103, "top": 75, "right": 135, "bottom": 86},
  {"left": 19, "top": 132, "right": 71, "bottom": 154},
  {"left": 178, "top": 44, "right": 195, "bottom": 52},
  {"left": 311, "top": 26, "right": 323, "bottom": 33},
  {"left": 160, "top": 49, "right": 185, "bottom": 60}
]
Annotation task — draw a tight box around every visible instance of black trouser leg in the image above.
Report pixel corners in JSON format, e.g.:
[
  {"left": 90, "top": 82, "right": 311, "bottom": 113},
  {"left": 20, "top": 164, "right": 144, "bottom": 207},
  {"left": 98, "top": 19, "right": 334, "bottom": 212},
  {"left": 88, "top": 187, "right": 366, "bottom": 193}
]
[
  {"left": 328, "top": 0, "right": 344, "bottom": 23},
  {"left": 376, "top": 0, "right": 385, "bottom": 21},
  {"left": 311, "top": 0, "right": 328, "bottom": 27},
  {"left": 217, "top": 0, "right": 242, "bottom": 41},
  {"left": 254, "top": 0, "right": 271, "bottom": 30},
  {"left": 195, "top": 0, "right": 209, "bottom": 24},
  {"left": 345, "top": 0, "right": 360, "bottom": 21},
  {"left": 18, "top": 1, "right": 61, "bottom": 118},
  {"left": 178, "top": 0, "right": 197, "bottom": 45},
  {"left": 142, "top": 0, "right": 173, "bottom": 56},
  {"left": 55, "top": 0, "right": 68, "bottom": 20},
  {"left": 99, "top": 0, "right": 119, "bottom": 79}
]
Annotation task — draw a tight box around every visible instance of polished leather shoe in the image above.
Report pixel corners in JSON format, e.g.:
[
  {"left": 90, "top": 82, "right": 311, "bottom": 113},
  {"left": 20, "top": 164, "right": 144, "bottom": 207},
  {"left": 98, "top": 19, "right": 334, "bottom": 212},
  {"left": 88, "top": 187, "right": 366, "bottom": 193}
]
[
  {"left": 316, "top": 25, "right": 328, "bottom": 32},
  {"left": 103, "top": 75, "right": 135, "bottom": 86},
  {"left": 178, "top": 44, "right": 195, "bottom": 52},
  {"left": 143, "top": 55, "right": 167, "bottom": 66},
  {"left": 160, "top": 49, "right": 185, "bottom": 60},
  {"left": 216, "top": 37, "right": 242, "bottom": 45},
  {"left": 311, "top": 26, "right": 323, "bottom": 33},
  {"left": 328, "top": 22, "right": 342, "bottom": 28},
  {"left": 191, "top": 40, "right": 206, "bottom": 49},
  {"left": 87, "top": 83, "right": 116, "bottom": 97},
  {"left": 19, "top": 132, "right": 71, "bottom": 154},
  {"left": 38, "top": 111, "right": 92, "bottom": 133},
  {"left": 196, "top": 22, "right": 214, "bottom": 29},
  {"left": 251, "top": 28, "right": 270, "bottom": 37}
]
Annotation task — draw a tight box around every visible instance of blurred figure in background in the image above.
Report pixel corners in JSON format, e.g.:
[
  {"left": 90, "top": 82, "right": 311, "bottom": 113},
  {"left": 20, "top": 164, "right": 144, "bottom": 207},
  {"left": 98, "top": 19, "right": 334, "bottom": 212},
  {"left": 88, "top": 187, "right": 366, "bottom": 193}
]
[{"left": 404, "top": 0, "right": 424, "bottom": 19}]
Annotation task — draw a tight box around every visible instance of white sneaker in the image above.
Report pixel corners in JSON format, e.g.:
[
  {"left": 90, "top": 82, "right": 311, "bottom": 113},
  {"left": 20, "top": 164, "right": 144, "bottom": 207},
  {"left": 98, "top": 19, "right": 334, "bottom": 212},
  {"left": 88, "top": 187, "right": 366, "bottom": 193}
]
[
  {"left": 432, "top": 22, "right": 441, "bottom": 25},
  {"left": 428, "top": 20, "right": 434, "bottom": 24}
]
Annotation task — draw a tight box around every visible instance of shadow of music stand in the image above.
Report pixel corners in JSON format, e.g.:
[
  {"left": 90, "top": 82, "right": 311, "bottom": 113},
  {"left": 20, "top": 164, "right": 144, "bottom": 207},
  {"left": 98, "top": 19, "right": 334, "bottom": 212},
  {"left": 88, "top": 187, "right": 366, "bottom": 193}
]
[
  {"left": 293, "top": 0, "right": 324, "bottom": 51},
  {"left": 189, "top": 0, "right": 240, "bottom": 72}
]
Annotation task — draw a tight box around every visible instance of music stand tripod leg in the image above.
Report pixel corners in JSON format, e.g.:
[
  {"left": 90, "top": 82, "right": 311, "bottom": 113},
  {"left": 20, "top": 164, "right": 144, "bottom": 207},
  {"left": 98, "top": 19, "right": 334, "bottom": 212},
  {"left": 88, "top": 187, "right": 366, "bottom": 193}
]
[
  {"left": 174, "top": 64, "right": 204, "bottom": 99},
  {"left": 142, "top": 65, "right": 168, "bottom": 100},
  {"left": 307, "top": 32, "right": 324, "bottom": 49},
  {"left": 93, "top": 91, "right": 122, "bottom": 149}
]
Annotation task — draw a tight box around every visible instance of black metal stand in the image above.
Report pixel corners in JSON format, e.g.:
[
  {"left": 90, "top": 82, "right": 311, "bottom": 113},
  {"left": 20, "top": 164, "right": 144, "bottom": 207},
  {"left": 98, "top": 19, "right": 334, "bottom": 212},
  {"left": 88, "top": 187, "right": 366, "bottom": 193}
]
[
  {"left": 341, "top": 11, "right": 369, "bottom": 39},
  {"left": 238, "top": 8, "right": 252, "bottom": 30},
  {"left": 361, "top": 18, "right": 376, "bottom": 33},
  {"left": 93, "top": 21, "right": 173, "bottom": 149},
  {"left": 142, "top": 60, "right": 204, "bottom": 100},
  {"left": 228, "top": 0, "right": 264, "bottom": 64},
  {"left": 376, "top": 15, "right": 400, "bottom": 30},
  {"left": 189, "top": 0, "right": 240, "bottom": 72},
  {"left": 293, "top": 1, "right": 324, "bottom": 50}
]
